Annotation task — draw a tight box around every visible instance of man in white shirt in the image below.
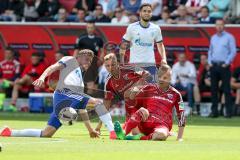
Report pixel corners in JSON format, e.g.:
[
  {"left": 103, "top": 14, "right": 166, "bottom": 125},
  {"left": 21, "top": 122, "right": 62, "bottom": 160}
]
[
  {"left": 120, "top": 3, "right": 167, "bottom": 82},
  {"left": 172, "top": 53, "right": 197, "bottom": 109}
]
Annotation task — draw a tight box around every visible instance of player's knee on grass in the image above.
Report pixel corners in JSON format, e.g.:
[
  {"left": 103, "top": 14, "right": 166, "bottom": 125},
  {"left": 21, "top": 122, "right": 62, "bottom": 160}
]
[
  {"left": 131, "top": 127, "right": 141, "bottom": 135},
  {"left": 41, "top": 126, "right": 57, "bottom": 138},
  {"left": 152, "top": 128, "right": 169, "bottom": 141},
  {"left": 138, "top": 107, "right": 149, "bottom": 122}
]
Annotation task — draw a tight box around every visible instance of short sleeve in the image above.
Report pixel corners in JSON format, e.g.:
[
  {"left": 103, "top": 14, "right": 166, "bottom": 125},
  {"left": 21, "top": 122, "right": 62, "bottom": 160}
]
[
  {"left": 155, "top": 26, "right": 163, "bottom": 43},
  {"left": 123, "top": 25, "right": 132, "bottom": 41},
  {"left": 58, "top": 56, "right": 74, "bottom": 68}
]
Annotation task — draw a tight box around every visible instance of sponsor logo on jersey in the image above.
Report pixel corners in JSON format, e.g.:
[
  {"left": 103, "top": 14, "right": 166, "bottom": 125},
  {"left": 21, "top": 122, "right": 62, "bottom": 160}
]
[{"left": 134, "top": 38, "right": 152, "bottom": 47}]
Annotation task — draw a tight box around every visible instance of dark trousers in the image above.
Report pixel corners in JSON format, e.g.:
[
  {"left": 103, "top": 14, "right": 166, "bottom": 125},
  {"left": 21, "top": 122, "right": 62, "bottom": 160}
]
[{"left": 210, "top": 64, "right": 232, "bottom": 116}]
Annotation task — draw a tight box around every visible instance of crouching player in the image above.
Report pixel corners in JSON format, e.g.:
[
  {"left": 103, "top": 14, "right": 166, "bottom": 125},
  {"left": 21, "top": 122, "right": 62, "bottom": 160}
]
[
  {"left": 0, "top": 49, "right": 115, "bottom": 139},
  {"left": 114, "top": 64, "right": 185, "bottom": 141},
  {"left": 95, "top": 53, "right": 150, "bottom": 134}
]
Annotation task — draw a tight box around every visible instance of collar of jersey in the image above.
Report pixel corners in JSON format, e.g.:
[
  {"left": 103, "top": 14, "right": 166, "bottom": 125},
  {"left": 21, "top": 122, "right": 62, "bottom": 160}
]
[{"left": 139, "top": 21, "right": 150, "bottom": 28}]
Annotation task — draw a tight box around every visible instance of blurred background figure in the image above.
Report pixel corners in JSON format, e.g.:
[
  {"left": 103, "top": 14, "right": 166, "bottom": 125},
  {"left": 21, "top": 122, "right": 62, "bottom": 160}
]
[
  {"left": 207, "top": 0, "right": 231, "bottom": 20},
  {"left": 172, "top": 53, "right": 199, "bottom": 112},
  {"left": 231, "top": 66, "right": 240, "bottom": 116},
  {"left": 111, "top": 7, "right": 129, "bottom": 24}
]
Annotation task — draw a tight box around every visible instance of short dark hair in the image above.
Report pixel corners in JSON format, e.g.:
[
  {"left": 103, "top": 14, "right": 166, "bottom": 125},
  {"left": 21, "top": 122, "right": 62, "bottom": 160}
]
[
  {"left": 201, "top": 6, "right": 209, "bottom": 13},
  {"left": 140, "top": 3, "right": 152, "bottom": 11}
]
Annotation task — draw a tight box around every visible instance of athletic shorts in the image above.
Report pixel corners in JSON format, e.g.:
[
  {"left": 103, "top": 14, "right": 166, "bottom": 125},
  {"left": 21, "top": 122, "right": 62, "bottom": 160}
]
[
  {"left": 47, "top": 91, "right": 89, "bottom": 129},
  {"left": 138, "top": 114, "right": 171, "bottom": 135}
]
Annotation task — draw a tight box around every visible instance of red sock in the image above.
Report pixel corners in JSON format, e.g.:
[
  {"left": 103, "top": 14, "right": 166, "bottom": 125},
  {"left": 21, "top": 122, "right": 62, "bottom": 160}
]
[
  {"left": 140, "top": 133, "right": 153, "bottom": 140},
  {"left": 125, "top": 110, "right": 144, "bottom": 135}
]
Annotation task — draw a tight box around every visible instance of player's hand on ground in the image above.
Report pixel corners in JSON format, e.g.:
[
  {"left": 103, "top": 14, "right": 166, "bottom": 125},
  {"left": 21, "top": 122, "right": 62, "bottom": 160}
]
[
  {"left": 32, "top": 79, "right": 44, "bottom": 88},
  {"left": 89, "top": 129, "right": 100, "bottom": 138},
  {"left": 177, "top": 138, "right": 184, "bottom": 142}
]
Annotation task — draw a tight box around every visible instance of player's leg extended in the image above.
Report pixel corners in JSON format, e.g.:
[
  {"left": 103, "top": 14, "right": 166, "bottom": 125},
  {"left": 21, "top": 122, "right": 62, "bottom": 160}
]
[{"left": 92, "top": 100, "right": 116, "bottom": 138}]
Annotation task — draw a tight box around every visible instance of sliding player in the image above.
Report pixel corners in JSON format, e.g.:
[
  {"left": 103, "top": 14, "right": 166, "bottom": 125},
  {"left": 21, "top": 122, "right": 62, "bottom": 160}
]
[
  {"left": 1, "top": 49, "right": 115, "bottom": 139},
  {"left": 114, "top": 64, "right": 185, "bottom": 141}
]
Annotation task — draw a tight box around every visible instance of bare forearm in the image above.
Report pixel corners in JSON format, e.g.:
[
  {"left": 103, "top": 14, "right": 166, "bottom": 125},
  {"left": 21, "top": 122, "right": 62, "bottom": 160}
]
[
  {"left": 157, "top": 43, "right": 167, "bottom": 63},
  {"left": 79, "top": 109, "right": 93, "bottom": 132},
  {"left": 177, "top": 126, "right": 184, "bottom": 140}
]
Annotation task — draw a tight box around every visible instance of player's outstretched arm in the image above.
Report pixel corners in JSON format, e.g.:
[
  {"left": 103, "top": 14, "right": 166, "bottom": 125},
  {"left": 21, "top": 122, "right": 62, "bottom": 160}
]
[
  {"left": 32, "top": 63, "right": 64, "bottom": 88},
  {"left": 79, "top": 109, "right": 100, "bottom": 138}
]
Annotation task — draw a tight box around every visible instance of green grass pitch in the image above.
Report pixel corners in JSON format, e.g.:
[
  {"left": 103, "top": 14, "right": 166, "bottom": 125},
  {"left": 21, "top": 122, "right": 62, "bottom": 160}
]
[{"left": 0, "top": 112, "right": 240, "bottom": 160}]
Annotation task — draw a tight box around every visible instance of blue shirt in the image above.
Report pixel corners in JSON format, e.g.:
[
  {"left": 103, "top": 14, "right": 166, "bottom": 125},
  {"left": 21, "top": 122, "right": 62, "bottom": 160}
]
[{"left": 208, "top": 31, "right": 237, "bottom": 65}]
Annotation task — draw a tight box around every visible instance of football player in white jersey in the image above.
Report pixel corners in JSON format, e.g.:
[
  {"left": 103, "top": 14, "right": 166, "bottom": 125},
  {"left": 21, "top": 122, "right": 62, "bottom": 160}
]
[
  {"left": 120, "top": 3, "right": 167, "bottom": 82},
  {"left": 0, "top": 49, "right": 116, "bottom": 139}
]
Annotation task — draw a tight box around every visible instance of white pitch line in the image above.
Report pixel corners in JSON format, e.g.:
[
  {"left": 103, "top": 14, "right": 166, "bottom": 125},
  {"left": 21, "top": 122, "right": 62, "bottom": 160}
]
[{"left": 2, "top": 139, "right": 67, "bottom": 145}]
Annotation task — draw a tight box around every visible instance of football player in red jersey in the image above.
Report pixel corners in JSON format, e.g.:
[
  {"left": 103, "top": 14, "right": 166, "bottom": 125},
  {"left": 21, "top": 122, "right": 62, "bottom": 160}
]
[
  {"left": 0, "top": 47, "right": 20, "bottom": 92},
  {"left": 114, "top": 64, "right": 185, "bottom": 141},
  {"left": 95, "top": 53, "right": 151, "bottom": 134}
]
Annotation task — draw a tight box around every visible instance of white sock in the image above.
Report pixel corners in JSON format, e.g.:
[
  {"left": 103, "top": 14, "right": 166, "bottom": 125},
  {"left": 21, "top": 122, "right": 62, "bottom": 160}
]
[
  {"left": 11, "top": 129, "right": 42, "bottom": 137},
  {"left": 99, "top": 113, "right": 114, "bottom": 132}
]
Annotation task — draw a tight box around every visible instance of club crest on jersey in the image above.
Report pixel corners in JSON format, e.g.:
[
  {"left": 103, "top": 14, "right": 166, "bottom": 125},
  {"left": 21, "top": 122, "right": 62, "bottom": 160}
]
[{"left": 167, "top": 94, "right": 173, "bottom": 99}]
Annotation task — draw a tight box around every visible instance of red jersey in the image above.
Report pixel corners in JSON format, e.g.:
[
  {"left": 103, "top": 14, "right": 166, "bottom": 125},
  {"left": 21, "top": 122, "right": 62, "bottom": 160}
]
[
  {"left": 0, "top": 59, "right": 20, "bottom": 80},
  {"left": 136, "top": 84, "right": 185, "bottom": 130},
  {"left": 105, "top": 67, "right": 147, "bottom": 119},
  {"left": 105, "top": 67, "right": 146, "bottom": 100},
  {"left": 21, "top": 62, "right": 46, "bottom": 81}
]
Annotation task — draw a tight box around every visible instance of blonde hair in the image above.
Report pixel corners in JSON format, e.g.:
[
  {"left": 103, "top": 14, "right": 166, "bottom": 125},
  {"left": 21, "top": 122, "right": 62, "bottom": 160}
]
[
  {"left": 104, "top": 53, "right": 117, "bottom": 62},
  {"left": 76, "top": 49, "right": 94, "bottom": 58}
]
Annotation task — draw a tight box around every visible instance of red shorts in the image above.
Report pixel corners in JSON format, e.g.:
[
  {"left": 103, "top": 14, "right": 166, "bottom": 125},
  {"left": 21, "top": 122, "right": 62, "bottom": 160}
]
[
  {"left": 125, "top": 99, "right": 138, "bottom": 121},
  {"left": 138, "top": 114, "right": 171, "bottom": 135}
]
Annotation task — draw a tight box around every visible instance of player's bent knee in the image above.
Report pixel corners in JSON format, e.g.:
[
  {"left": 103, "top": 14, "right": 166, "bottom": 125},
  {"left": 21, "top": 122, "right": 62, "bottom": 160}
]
[
  {"left": 152, "top": 128, "right": 169, "bottom": 141},
  {"left": 139, "top": 107, "right": 149, "bottom": 121}
]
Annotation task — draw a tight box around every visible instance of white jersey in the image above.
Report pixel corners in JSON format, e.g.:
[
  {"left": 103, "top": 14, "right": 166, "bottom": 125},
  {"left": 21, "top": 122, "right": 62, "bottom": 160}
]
[
  {"left": 56, "top": 56, "right": 84, "bottom": 93},
  {"left": 123, "top": 21, "right": 163, "bottom": 64}
]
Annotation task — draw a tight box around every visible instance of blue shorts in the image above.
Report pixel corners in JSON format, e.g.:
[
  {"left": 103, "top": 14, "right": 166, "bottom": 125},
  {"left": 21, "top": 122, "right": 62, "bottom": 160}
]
[
  {"left": 47, "top": 91, "right": 89, "bottom": 129},
  {"left": 143, "top": 66, "right": 157, "bottom": 83}
]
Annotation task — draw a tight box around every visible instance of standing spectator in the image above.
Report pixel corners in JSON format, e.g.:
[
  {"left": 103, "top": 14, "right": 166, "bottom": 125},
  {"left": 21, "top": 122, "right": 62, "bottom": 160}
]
[
  {"left": 122, "top": 0, "right": 141, "bottom": 15},
  {"left": 197, "top": 6, "right": 215, "bottom": 24},
  {"left": 7, "top": 52, "right": 47, "bottom": 112},
  {"left": 207, "top": 0, "right": 231, "bottom": 20},
  {"left": 0, "top": 47, "right": 20, "bottom": 100},
  {"left": 120, "top": 3, "right": 167, "bottom": 82},
  {"left": 111, "top": 7, "right": 129, "bottom": 24},
  {"left": 208, "top": 19, "right": 237, "bottom": 118},
  {"left": 75, "top": 22, "right": 104, "bottom": 93},
  {"left": 231, "top": 67, "right": 240, "bottom": 116},
  {"left": 172, "top": 53, "right": 198, "bottom": 110},
  {"left": 141, "top": 0, "right": 163, "bottom": 18},
  {"left": 185, "top": 0, "right": 209, "bottom": 15},
  {"left": 93, "top": 4, "right": 111, "bottom": 23}
]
